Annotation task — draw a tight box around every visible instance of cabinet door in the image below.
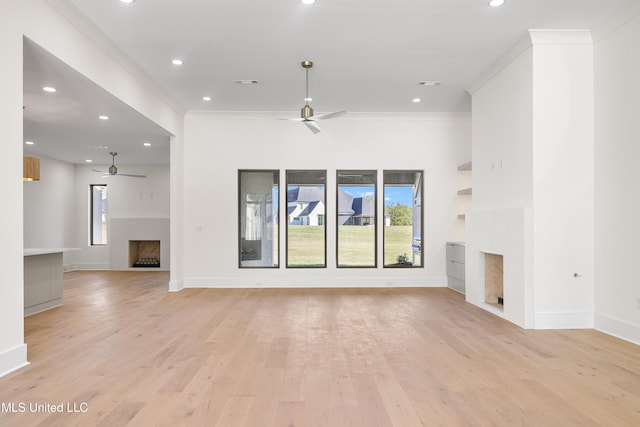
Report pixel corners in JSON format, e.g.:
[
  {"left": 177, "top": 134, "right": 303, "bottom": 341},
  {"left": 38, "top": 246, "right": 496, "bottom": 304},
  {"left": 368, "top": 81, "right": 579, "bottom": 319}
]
[{"left": 446, "top": 243, "right": 465, "bottom": 263}]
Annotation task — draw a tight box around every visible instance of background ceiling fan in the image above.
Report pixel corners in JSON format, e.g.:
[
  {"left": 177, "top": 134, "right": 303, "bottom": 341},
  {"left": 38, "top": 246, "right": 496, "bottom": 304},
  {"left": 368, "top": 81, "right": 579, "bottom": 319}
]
[
  {"left": 281, "top": 60, "right": 346, "bottom": 134},
  {"left": 93, "top": 152, "right": 147, "bottom": 178}
]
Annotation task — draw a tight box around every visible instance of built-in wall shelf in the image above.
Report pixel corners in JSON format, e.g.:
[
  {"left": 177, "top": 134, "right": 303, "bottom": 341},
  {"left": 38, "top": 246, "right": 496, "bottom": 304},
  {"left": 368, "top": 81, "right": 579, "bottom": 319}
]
[{"left": 456, "top": 161, "right": 472, "bottom": 224}]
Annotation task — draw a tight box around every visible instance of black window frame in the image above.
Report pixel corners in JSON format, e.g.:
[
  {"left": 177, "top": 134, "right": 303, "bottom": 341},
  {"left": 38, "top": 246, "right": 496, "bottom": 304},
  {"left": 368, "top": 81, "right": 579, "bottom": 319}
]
[
  {"left": 238, "top": 169, "right": 280, "bottom": 269},
  {"left": 336, "top": 169, "right": 378, "bottom": 268},
  {"left": 285, "top": 169, "right": 327, "bottom": 268},
  {"left": 382, "top": 170, "right": 424, "bottom": 268},
  {"left": 89, "top": 184, "right": 108, "bottom": 246}
]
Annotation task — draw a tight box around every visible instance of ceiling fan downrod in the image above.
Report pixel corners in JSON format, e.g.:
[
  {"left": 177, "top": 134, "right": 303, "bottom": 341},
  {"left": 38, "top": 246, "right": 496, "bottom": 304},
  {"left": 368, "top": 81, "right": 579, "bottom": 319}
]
[
  {"left": 109, "top": 152, "right": 118, "bottom": 175},
  {"left": 301, "top": 60, "right": 314, "bottom": 119}
]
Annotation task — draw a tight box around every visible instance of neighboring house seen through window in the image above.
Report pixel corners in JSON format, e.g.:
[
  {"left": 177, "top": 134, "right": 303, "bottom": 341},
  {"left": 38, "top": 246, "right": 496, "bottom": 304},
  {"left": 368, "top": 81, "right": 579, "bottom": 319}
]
[
  {"left": 336, "top": 170, "right": 377, "bottom": 267},
  {"left": 286, "top": 170, "right": 327, "bottom": 268},
  {"left": 237, "top": 169, "right": 424, "bottom": 269}
]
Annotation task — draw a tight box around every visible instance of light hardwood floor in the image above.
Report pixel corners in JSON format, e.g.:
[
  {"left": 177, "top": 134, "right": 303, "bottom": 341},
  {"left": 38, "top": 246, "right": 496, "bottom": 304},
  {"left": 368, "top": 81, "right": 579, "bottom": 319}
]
[{"left": 1, "top": 271, "right": 639, "bottom": 426}]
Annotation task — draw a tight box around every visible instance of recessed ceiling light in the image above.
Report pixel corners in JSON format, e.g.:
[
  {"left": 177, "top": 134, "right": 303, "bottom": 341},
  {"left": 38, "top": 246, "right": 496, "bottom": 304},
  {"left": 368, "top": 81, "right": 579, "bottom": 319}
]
[
  {"left": 172, "top": 59, "right": 183, "bottom": 66},
  {"left": 412, "top": 98, "right": 421, "bottom": 103},
  {"left": 143, "top": 142, "right": 152, "bottom": 147},
  {"left": 488, "top": 0, "right": 504, "bottom": 6},
  {"left": 98, "top": 115, "right": 109, "bottom": 120},
  {"left": 301, "top": 0, "right": 316, "bottom": 4},
  {"left": 25, "top": 141, "right": 34, "bottom": 145},
  {"left": 120, "top": 0, "right": 135, "bottom": 3},
  {"left": 42, "top": 86, "right": 56, "bottom": 92},
  {"left": 85, "top": 159, "right": 93, "bottom": 163},
  {"left": 202, "top": 96, "right": 212, "bottom": 101}
]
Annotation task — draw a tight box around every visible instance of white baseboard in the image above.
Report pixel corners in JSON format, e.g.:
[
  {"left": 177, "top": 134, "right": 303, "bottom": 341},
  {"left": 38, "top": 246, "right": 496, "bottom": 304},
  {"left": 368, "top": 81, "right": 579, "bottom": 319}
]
[
  {"left": 64, "top": 263, "right": 110, "bottom": 271},
  {"left": 594, "top": 313, "right": 640, "bottom": 345},
  {"left": 534, "top": 311, "right": 594, "bottom": 329},
  {"left": 169, "top": 278, "right": 185, "bottom": 292},
  {"left": 0, "top": 344, "right": 29, "bottom": 378},
  {"left": 184, "top": 276, "right": 448, "bottom": 289}
]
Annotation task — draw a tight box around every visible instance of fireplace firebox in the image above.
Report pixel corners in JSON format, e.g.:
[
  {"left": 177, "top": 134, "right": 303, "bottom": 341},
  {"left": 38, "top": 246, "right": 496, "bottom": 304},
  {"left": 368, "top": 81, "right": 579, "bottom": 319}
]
[
  {"left": 484, "top": 252, "right": 504, "bottom": 309},
  {"left": 129, "top": 240, "right": 160, "bottom": 268}
]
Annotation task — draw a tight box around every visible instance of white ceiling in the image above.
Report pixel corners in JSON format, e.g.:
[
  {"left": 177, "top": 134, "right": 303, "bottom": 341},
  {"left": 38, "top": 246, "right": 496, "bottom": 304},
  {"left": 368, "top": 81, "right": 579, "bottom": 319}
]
[
  {"left": 23, "top": 39, "right": 172, "bottom": 166},
  {"left": 23, "top": 0, "right": 634, "bottom": 165}
]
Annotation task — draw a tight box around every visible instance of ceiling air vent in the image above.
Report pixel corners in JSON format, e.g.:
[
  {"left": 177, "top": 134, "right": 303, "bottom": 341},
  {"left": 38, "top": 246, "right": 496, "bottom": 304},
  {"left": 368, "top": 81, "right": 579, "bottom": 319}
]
[
  {"left": 234, "top": 80, "right": 259, "bottom": 85},
  {"left": 418, "top": 81, "right": 443, "bottom": 87}
]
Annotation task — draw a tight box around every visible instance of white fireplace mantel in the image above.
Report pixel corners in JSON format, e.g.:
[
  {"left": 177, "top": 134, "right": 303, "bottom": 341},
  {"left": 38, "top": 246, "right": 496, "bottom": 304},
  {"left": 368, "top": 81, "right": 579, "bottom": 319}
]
[{"left": 465, "top": 207, "right": 534, "bottom": 328}]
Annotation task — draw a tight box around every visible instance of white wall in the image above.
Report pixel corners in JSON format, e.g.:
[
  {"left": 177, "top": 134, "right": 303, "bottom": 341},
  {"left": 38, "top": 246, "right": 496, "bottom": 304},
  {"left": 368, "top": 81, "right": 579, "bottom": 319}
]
[
  {"left": 0, "top": 0, "right": 28, "bottom": 377},
  {"left": 0, "top": 0, "right": 183, "bottom": 377},
  {"left": 531, "top": 32, "right": 594, "bottom": 328},
  {"left": 471, "top": 41, "right": 534, "bottom": 212},
  {"left": 593, "top": 4, "right": 640, "bottom": 343},
  {"left": 468, "top": 31, "right": 595, "bottom": 329},
  {"left": 69, "top": 164, "right": 170, "bottom": 270},
  {"left": 468, "top": 39, "right": 535, "bottom": 328},
  {"left": 182, "top": 112, "right": 470, "bottom": 288},
  {"left": 23, "top": 155, "right": 75, "bottom": 249},
  {"left": 22, "top": 157, "right": 170, "bottom": 271}
]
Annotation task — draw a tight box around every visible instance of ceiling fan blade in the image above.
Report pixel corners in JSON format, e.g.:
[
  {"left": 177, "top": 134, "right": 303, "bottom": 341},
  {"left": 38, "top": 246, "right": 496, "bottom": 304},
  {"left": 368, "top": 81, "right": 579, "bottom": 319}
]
[
  {"left": 312, "top": 110, "right": 347, "bottom": 120},
  {"left": 92, "top": 169, "right": 107, "bottom": 173},
  {"left": 304, "top": 120, "right": 322, "bottom": 134},
  {"left": 117, "top": 173, "right": 147, "bottom": 178}
]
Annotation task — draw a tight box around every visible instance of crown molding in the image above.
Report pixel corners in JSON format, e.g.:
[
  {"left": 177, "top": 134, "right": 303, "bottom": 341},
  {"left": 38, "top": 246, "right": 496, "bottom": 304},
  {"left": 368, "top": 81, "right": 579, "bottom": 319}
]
[{"left": 467, "top": 30, "right": 592, "bottom": 95}]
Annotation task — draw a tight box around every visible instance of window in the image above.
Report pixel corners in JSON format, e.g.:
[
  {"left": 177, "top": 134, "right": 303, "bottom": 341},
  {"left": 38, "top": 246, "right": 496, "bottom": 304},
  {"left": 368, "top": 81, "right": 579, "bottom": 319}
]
[
  {"left": 383, "top": 170, "right": 423, "bottom": 267},
  {"left": 90, "top": 184, "right": 108, "bottom": 245},
  {"left": 336, "top": 170, "right": 377, "bottom": 267},
  {"left": 286, "top": 170, "right": 326, "bottom": 268},
  {"left": 238, "top": 170, "right": 279, "bottom": 268}
]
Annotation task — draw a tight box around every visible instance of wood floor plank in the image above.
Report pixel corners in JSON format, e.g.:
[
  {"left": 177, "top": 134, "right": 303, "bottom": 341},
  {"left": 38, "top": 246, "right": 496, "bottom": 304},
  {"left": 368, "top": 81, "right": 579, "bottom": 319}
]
[{"left": 0, "top": 271, "right": 639, "bottom": 426}]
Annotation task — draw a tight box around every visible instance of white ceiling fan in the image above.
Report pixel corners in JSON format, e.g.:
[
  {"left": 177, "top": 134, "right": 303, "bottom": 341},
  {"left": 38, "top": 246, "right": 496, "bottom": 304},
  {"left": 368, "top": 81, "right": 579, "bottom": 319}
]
[
  {"left": 280, "top": 60, "right": 346, "bottom": 134},
  {"left": 93, "top": 152, "right": 146, "bottom": 178}
]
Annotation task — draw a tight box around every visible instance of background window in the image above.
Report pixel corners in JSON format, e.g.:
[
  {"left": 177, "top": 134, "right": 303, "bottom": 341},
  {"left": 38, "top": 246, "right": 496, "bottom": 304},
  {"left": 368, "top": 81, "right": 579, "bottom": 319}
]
[
  {"left": 337, "top": 170, "right": 377, "bottom": 267},
  {"left": 90, "top": 184, "right": 108, "bottom": 245},
  {"left": 286, "top": 170, "right": 326, "bottom": 268},
  {"left": 238, "top": 170, "right": 279, "bottom": 268},
  {"left": 383, "top": 170, "right": 423, "bottom": 267}
]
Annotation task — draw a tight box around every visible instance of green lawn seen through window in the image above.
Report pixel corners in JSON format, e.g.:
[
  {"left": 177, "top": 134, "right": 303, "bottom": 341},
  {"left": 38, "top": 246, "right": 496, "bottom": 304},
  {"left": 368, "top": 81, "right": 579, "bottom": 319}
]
[
  {"left": 286, "top": 225, "right": 416, "bottom": 267},
  {"left": 287, "top": 225, "right": 325, "bottom": 267}
]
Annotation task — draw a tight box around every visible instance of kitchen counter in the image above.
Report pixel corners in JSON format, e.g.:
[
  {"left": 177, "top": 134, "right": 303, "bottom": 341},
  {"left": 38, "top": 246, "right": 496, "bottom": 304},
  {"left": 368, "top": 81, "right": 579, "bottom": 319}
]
[
  {"left": 24, "top": 247, "right": 80, "bottom": 256},
  {"left": 24, "top": 248, "right": 79, "bottom": 316}
]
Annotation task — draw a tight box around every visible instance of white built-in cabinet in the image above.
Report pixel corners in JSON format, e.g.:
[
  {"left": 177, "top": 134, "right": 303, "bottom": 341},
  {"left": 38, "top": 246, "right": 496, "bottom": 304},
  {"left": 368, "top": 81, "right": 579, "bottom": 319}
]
[
  {"left": 446, "top": 242, "right": 465, "bottom": 294},
  {"left": 448, "top": 161, "right": 471, "bottom": 294}
]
